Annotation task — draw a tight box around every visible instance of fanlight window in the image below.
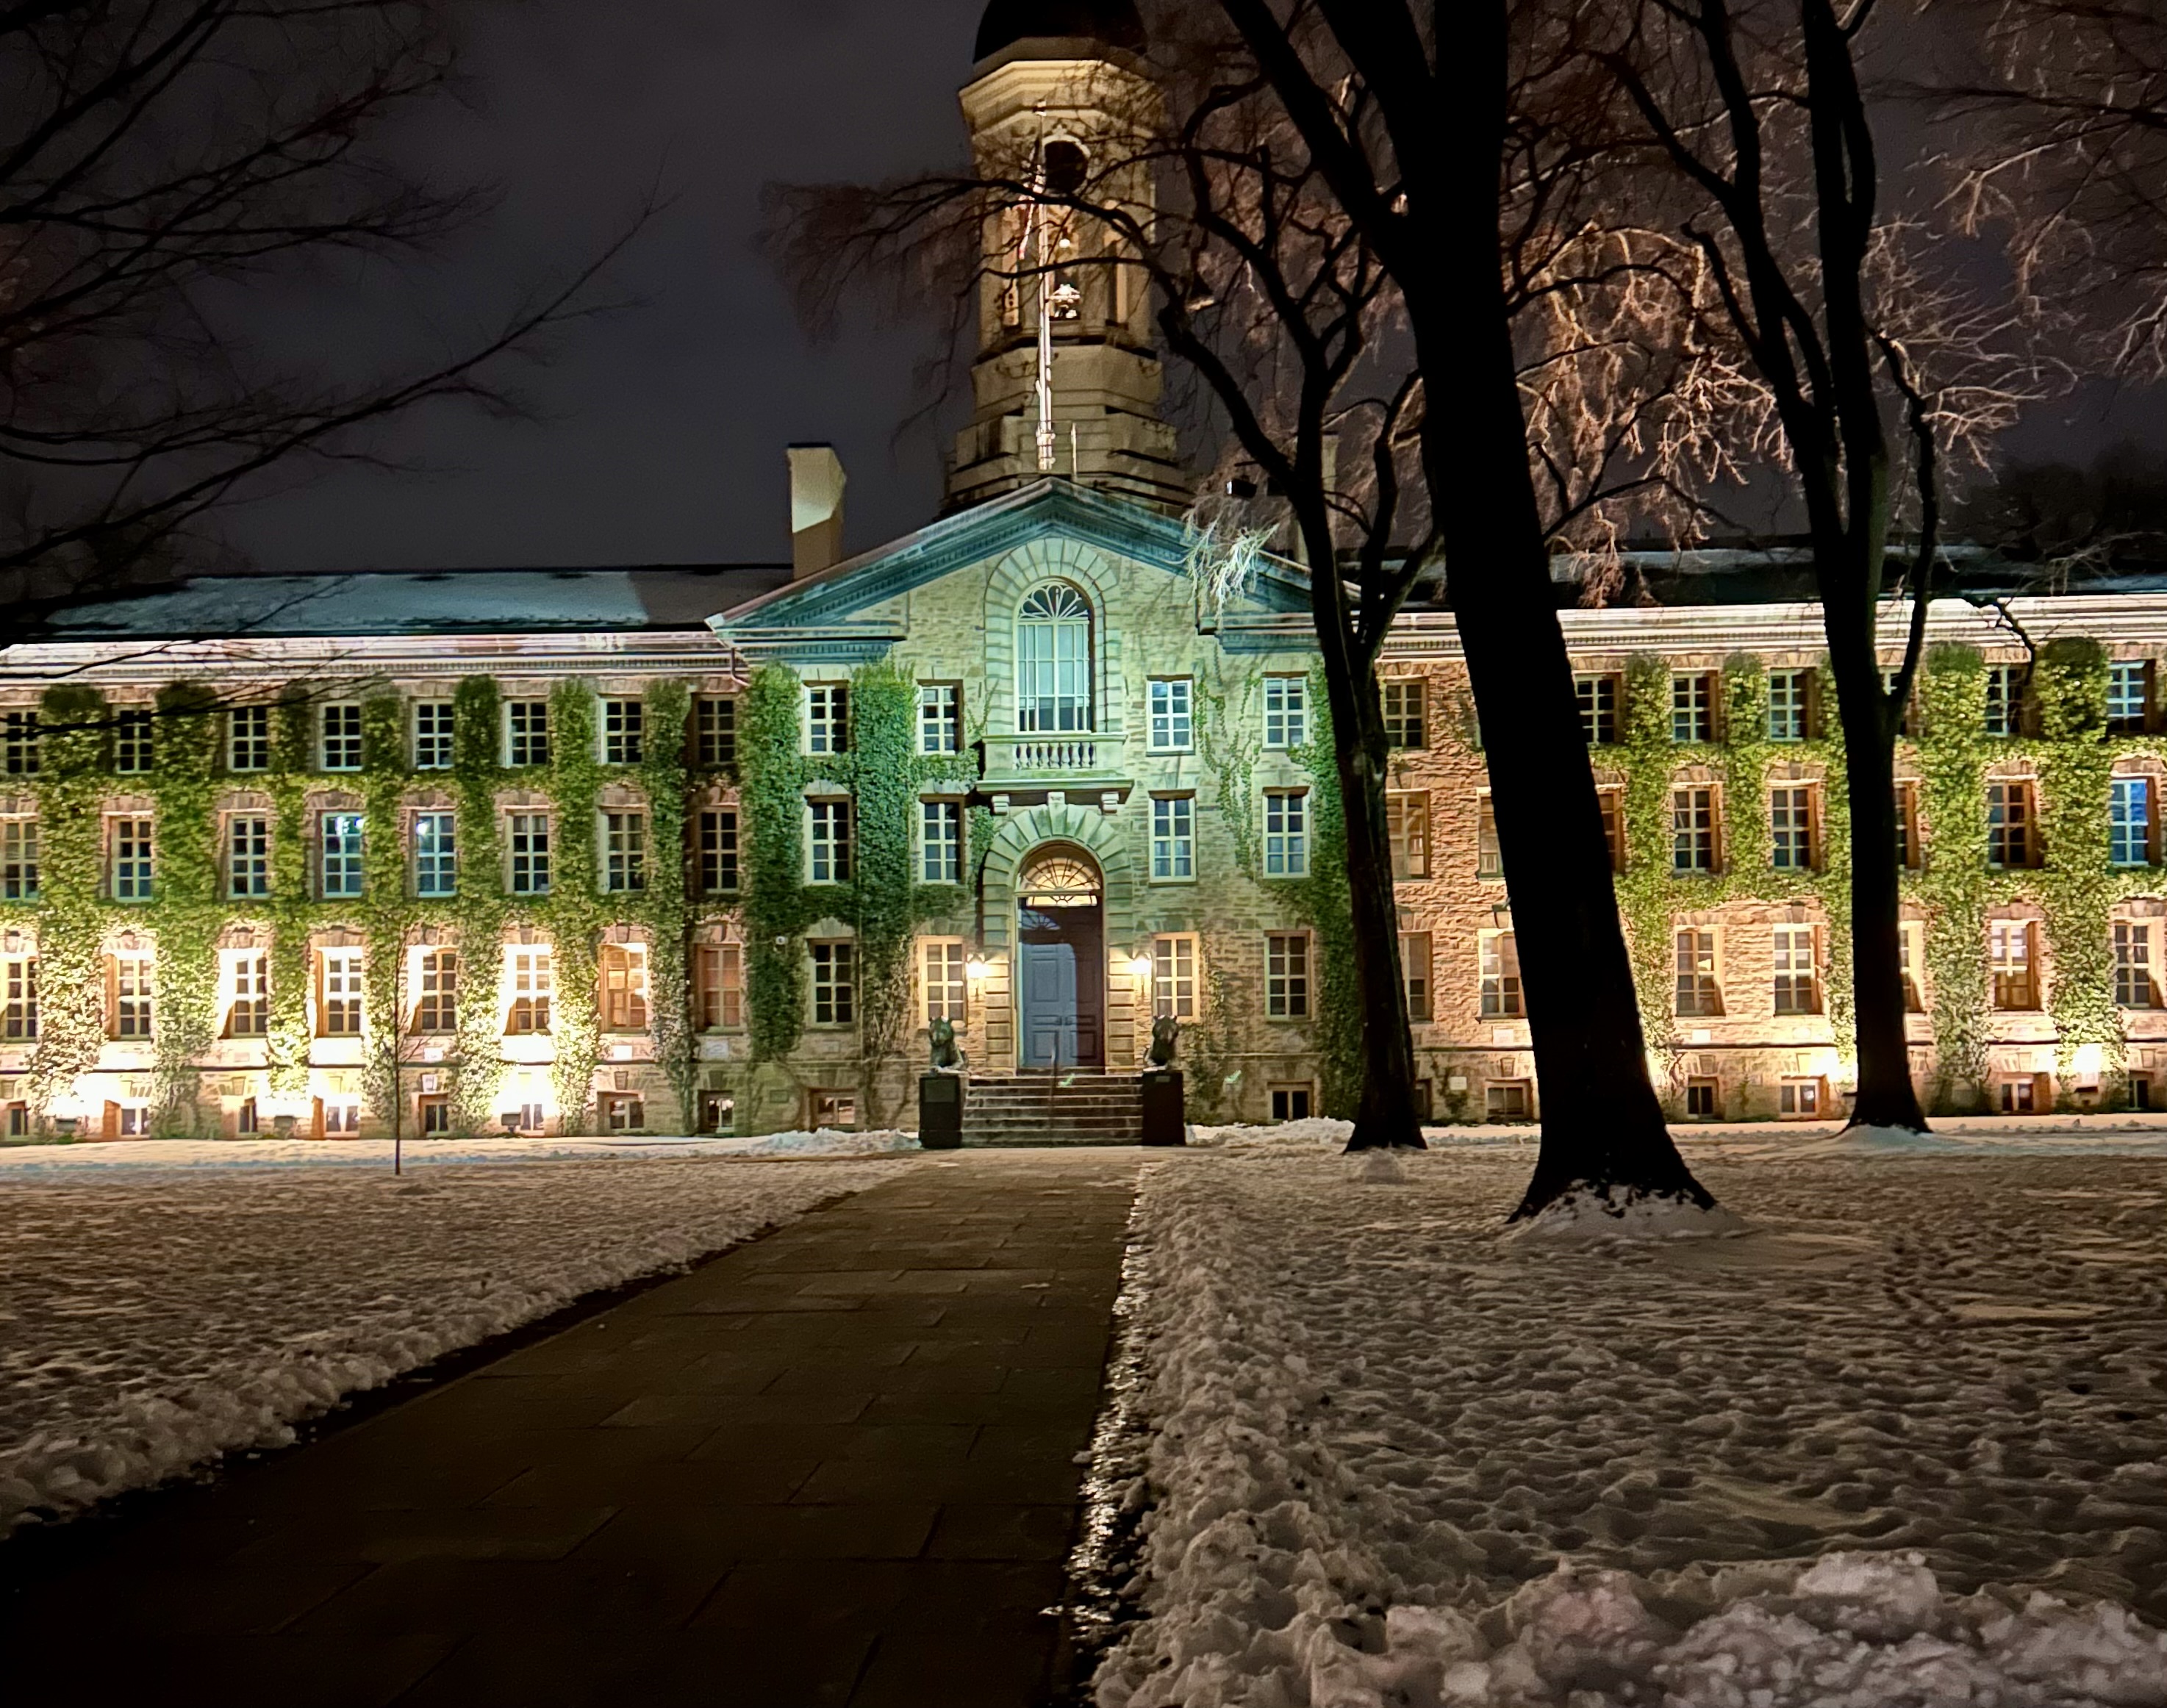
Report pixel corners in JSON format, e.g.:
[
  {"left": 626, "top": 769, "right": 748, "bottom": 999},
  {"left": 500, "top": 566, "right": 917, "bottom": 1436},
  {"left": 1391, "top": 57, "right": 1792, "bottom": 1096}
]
[
  {"left": 1018, "top": 851, "right": 1100, "bottom": 909},
  {"left": 1017, "top": 584, "right": 1093, "bottom": 733}
]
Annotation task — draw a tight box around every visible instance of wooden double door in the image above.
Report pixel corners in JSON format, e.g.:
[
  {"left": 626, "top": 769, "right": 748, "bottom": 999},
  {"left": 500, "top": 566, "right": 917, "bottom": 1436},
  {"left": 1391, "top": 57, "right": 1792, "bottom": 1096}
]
[{"left": 1017, "top": 903, "right": 1103, "bottom": 1069}]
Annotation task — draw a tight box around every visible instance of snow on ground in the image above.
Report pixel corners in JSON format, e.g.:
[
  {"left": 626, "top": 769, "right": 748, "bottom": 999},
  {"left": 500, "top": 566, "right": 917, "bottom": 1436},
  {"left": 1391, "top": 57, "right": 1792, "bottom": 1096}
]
[
  {"left": 1094, "top": 1149, "right": 2167, "bottom": 1707},
  {"left": 1185, "top": 1113, "right": 2167, "bottom": 1157},
  {"left": 0, "top": 1126, "right": 919, "bottom": 1174},
  {"left": 0, "top": 1151, "right": 914, "bottom": 1534}
]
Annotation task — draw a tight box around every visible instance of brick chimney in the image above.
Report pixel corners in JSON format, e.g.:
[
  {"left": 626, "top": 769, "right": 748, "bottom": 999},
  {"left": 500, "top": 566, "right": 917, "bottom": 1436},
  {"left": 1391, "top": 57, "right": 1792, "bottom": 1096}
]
[{"left": 788, "top": 444, "right": 847, "bottom": 580}]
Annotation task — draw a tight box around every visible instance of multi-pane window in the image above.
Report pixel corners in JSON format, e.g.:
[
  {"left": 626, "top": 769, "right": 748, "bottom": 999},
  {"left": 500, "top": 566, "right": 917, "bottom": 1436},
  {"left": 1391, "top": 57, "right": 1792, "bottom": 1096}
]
[
  {"left": 1778, "top": 1080, "right": 1822, "bottom": 1117},
  {"left": 111, "top": 818, "right": 154, "bottom": 900},
  {"left": 1577, "top": 674, "right": 1619, "bottom": 744},
  {"left": 1266, "top": 933, "right": 1310, "bottom": 1018},
  {"left": 1990, "top": 919, "right": 2038, "bottom": 1010},
  {"left": 920, "top": 800, "right": 962, "bottom": 883},
  {"left": 918, "top": 684, "right": 961, "bottom": 755},
  {"left": 697, "top": 697, "right": 737, "bottom": 767},
  {"left": 319, "top": 950, "right": 363, "bottom": 1035},
  {"left": 1147, "top": 678, "right": 1192, "bottom": 752},
  {"left": 2111, "top": 777, "right": 2153, "bottom": 866},
  {"left": 2109, "top": 661, "right": 2151, "bottom": 734},
  {"left": 1772, "top": 926, "right": 1819, "bottom": 1014},
  {"left": 1767, "top": 670, "right": 1811, "bottom": 742},
  {"left": 1151, "top": 934, "right": 1197, "bottom": 1019},
  {"left": 2114, "top": 922, "right": 2159, "bottom": 1009},
  {"left": 416, "top": 950, "right": 458, "bottom": 1033},
  {"left": 412, "top": 812, "right": 456, "bottom": 897},
  {"left": 1674, "top": 930, "right": 1722, "bottom": 1017},
  {"left": 1016, "top": 584, "right": 1092, "bottom": 732},
  {"left": 1894, "top": 783, "right": 1919, "bottom": 869},
  {"left": 1987, "top": 781, "right": 2036, "bottom": 868},
  {"left": 922, "top": 939, "right": 967, "bottom": 1025},
  {"left": 508, "top": 813, "right": 551, "bottom": 895},
  {"left": 412, "top": 701, "right": 455, "bottom": 769},
  {"left": 323, "top": 1102, "right": 362, "bottom": 1137},
  {"left": 1599, "top": 791, "right": 1625, "bottom": 872},
  {"left": 2, "top": 819, "right": 39, "bottom": 900},
  {"left": 227, "top": 816, "right": 271, "bottom": 898},
  {"left": 697, "top": 943, "right": 744, "bottom": 1030},
  {"left": 600, "top": 944, "right": 650, "bottom": 1031},
  {"left": 1899, "top": 923, "right": 1925, "bottom": 1013},
  {"left": 1686, "top": 1079, "right": 1720, "bottom": 1119},
  {"left": 1272, "top": 1084, "right": 1314, "bottom": 1122},
  {"left": 808, "top": 799, "right": 852, "bottom": 883},
  {"left": 320, "top": 703, "right": 363, "bottom": 771},
  {"left": 1380, "top": 680, "right": 1426, "bottom": 749},
  {"left": 4, "top": 956, "right": 38, "bottom": 1040},
  {"left": 1770, "top": 786, "right": 1815, "bottom": 871},
  {"left": 810, "top": 941, "right": 856, "bottom": 1025},
  {"left": 320, "top": 814, "right": 364, "bottom": 898},
  {"left": 1264, "top": 789, "right": 1308, "bottom": 876},
  {"left": 1262, "top": 675, "right": 1306, "bottom": 749},
  {"left": 1672, "top": 787, "right": 1717, "bottom": 872},
  {"left": 1479, "top": 930, "right": 1523, "bottom": 1019},
  {"left": 112, "top": 955, "right": 154, "bottom": 1038},
  {"left": 1985, "top": 664, "right": 2022, "bottom": 737},
  {"left": 1476, "top": 794, "right": 1502, "bottom": 879},
  {"left": 698, "top": 809, "right": 739, "bottom": 894},
  {"left": 507, "top": 700, "right": 551, "bottom": 767},
  {"left": 506, "top": 949, "right": 552, "bottom": 1033},
  {"left": 604, "top": 811, "right": 648, "bottom": 892},
  {"left": 2, "top": 711, "right": 39, "bottom": 776},
  {"left": 1401, "top": 933, "right": 1433, "bottom": 1022},
  {"left": 1150, "top": 795, "right": 1194, "bottom": 880},
  {"left": 229, "top": 705, "right": 270, "bottom": 772},
  {"left": 807, "top": 683, "right": 850, "bottom": 753},
  {"left": 1672, "top": 672, "right": 1716, "bottom": 743},
  {"left": 602, "top": 698, "right": 645, "bottom": 764},
  {"left": 1386, "top": 793, "right": 1430, "bottom": 880},
  {"left": 115, "top": 709, "right": 154, "bottom": 773}
]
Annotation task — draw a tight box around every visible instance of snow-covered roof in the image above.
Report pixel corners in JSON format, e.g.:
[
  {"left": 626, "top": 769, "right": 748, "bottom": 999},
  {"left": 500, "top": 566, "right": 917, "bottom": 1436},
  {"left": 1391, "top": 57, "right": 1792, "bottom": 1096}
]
[{"left": 41, "top": 565, "right": 792, "bottom": 642}]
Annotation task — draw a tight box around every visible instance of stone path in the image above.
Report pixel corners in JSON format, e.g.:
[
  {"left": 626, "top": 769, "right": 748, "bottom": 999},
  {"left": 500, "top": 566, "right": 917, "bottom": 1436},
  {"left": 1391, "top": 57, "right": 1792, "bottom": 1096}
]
[{"left": 3, "top": 1151, "right": 1142, "bottom": 1707}]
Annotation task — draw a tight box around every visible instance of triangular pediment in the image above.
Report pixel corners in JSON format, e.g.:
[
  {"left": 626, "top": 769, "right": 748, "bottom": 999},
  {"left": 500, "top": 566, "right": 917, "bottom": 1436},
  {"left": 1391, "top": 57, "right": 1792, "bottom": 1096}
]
[{"left": 709, "top": 480, "right": 1306, "bottom": 654}]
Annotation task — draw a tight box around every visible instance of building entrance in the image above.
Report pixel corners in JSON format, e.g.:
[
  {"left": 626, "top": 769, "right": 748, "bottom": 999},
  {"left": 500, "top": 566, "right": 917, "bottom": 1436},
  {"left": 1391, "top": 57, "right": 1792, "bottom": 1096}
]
[{"left": 1015, "top": 847, "right": 1103, "bottom": 1069}]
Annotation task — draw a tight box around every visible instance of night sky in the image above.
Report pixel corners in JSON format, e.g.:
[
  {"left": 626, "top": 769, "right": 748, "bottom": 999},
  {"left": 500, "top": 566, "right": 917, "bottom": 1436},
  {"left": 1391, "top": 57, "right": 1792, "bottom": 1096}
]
[
  {"left": 223, "top": 0, "right": 994, "bottom": 577},
  {"left": 220, "top": 0, "right": 2163, "bottom": 577}
]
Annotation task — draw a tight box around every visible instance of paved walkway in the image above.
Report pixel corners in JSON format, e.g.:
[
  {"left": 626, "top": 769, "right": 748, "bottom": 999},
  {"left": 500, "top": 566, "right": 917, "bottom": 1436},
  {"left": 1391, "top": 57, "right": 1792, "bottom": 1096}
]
[{"left": 4, "top": 1151, "right": 1142, "bottom": 1707}]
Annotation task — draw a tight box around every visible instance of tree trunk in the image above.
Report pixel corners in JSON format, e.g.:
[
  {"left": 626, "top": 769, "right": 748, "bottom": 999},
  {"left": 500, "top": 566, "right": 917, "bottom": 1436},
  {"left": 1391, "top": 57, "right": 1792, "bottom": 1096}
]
[
  {"left": 1821, "top": 564, "right": 1931, "bottom": 1132},
  {"left": 1319, "top": 645, "right": 1426, "bottom": 1151},
  {"left": 1420, "top": 2, "right": 1711, "bottom": 1215}
]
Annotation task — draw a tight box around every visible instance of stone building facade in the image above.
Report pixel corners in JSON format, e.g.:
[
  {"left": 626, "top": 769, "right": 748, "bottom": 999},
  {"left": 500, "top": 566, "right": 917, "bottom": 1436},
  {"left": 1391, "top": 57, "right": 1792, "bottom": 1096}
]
[{"left": 1, "top": 5, "right": 2161, "bottom": 1139}]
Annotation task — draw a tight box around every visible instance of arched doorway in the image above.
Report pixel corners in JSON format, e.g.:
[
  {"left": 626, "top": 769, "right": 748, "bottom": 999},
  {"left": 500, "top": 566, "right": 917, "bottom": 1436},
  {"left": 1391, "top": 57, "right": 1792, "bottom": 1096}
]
[{"left": 1016, "top": 844, "right": 1104, "bottom": 1069}]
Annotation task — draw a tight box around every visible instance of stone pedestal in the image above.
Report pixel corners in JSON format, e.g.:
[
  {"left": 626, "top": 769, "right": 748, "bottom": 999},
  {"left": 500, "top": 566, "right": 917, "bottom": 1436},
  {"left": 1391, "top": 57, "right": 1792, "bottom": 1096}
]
[
  {"left": 1139, "top": 1070, "right": 1185, "bottom": 1147},
  {"left": 919, "top": 1074, "right": 963, "bottom": 1151}
]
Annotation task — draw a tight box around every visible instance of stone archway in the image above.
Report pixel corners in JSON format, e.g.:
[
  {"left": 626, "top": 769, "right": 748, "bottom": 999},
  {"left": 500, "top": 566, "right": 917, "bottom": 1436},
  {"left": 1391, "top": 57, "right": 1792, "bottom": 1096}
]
[
  {"left": 1014, "top": 844, "right": 1104, "bottom": 1069},
  {"left": 980, "top": 801, "right": 1141, "bottom": 1070}
]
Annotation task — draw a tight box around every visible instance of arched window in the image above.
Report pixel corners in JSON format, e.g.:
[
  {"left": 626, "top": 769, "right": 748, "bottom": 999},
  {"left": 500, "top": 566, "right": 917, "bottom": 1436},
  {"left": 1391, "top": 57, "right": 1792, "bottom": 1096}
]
[{"left": 1017, "top": 584, "right": 1092, "bottom": 733}]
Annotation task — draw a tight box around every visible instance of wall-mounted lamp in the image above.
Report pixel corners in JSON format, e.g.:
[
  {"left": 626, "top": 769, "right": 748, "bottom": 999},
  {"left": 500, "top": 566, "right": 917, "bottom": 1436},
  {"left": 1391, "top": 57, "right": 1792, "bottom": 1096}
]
[
  {"left": 1127, "top": 953, "right": 1154, "bottom": 980},
  {"left": 966, "top": 955, "right": 991, "bottom": 980}
]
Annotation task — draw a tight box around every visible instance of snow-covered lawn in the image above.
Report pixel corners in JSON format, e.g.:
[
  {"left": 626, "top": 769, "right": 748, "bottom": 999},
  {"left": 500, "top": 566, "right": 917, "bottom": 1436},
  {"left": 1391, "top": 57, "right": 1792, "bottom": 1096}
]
[
  {"left": 1094, "top": 1149, "right": 2167, "bottom": 1707},
  {"left": 0, "top": 1149, "right": 915, "bottom": 1535}
]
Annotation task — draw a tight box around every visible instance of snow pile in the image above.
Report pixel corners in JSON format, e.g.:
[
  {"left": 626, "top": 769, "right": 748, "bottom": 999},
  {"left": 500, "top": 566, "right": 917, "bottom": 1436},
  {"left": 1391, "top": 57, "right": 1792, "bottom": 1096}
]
[
  {"left": 1186, "top": 1115, "right": 1356, "bottom": 1149},
  {"left": 0, "top": 1155, "right": 911, "bottom": 1532},
  {"left": 1092, "top": 1151, "right": 2167, "bottom": 1707},
  {"left": 0, "top": 1127, "right": 917, "bottom": 1174}
]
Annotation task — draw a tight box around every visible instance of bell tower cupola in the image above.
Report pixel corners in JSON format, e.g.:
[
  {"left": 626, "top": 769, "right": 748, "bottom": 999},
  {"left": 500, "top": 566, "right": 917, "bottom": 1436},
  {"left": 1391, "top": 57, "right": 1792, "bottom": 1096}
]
[{"left": 946, "top": 0, "right": 1190, "bottom": 514}]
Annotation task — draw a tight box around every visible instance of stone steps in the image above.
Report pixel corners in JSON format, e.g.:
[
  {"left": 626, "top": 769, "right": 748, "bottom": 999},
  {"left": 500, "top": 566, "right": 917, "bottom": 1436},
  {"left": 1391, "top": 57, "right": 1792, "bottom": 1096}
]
[{"left": 963, "top": 1074, "right": 1145, "bottom": 1146}]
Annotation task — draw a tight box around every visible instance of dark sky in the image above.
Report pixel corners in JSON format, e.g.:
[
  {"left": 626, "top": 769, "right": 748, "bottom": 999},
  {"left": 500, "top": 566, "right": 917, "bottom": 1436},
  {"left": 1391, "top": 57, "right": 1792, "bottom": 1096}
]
[
  {"left": 223, "top": 0, "right": 995, "bottom": 575},
  {"left": 219, "top": 0, "right": 2163, "bottom": 575}
]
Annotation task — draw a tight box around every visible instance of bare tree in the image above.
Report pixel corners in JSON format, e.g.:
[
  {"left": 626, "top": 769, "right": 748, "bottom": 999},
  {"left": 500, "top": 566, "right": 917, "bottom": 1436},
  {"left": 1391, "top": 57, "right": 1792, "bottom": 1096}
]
[
  {"left": 774, "top": 5, "right": 1722, "bottom": 1203},
  {"left": 1570, "top": 0, "right": 2052, "bottom": 1133},
  {"left": 1, "top": 0, "right": 627, "bottom": 643},
  {"left": 1933, "top": 0, "right": 2167, "bottom": 376}
]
